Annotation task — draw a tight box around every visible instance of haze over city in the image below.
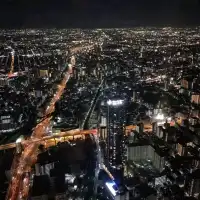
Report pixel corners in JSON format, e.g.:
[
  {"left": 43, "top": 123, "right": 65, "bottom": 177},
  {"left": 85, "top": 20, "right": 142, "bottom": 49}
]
[{"left": 0, "top": 0, "right": 200, "bottom": 27}]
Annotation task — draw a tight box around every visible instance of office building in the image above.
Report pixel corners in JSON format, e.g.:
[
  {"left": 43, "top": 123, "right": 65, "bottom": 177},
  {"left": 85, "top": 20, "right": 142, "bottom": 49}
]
[
  {"left": 106, "top": 99, "right": 126, "bottom": 185},
  {"left": 34, "top": 163, "right": 54, "bottom": 176},
  {"left": 127, "top": 144, "right": 165, "bottom": 173},
  {"left": 0, "top": 75, "right": 8, "bottom": 87},
  {"left": 39, "top": 69, "right": 49, "bottom": 77},
  {"left": 99, "top": 113, "right": 107, "bottom": 141}
]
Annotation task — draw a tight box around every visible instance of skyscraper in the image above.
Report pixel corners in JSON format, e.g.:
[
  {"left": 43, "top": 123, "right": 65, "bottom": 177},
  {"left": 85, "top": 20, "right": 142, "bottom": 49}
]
[{"left": 106, "top": 99, "right": 126, "bottom": 185}]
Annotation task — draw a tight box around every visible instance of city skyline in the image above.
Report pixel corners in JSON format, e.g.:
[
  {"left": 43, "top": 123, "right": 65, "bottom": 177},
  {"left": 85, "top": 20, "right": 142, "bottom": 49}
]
[{"left": 0, "top": 27, "right": 200, "bottom": 199}]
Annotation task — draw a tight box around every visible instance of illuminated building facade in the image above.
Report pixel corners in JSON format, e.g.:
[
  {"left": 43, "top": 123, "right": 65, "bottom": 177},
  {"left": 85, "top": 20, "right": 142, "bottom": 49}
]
[
  {"left": 39, "top": 69, "right": 49, "bottom": 77},
  {"left": 106, "top": 99, "right": 126, "bottom": 185},
  {"left": 191, "top": 94, "right": 200, "bottom": 105}
]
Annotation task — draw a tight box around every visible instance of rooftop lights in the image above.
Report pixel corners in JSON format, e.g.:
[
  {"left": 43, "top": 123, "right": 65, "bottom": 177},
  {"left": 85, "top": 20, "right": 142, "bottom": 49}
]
[
  {"left": 107, "top": 99, "right": 123, "bottom": 106},
  {"left": 155, "top": 113, "right": 164, "bottom": 121}
]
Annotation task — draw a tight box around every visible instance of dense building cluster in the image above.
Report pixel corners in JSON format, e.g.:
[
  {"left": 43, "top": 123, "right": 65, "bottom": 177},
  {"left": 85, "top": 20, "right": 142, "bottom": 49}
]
[
  {"left": 0, "top": 30, "right": 71, "bottom": 144},
  {"left": 0, "top": 28, "right": 200, "bottom": 200}
]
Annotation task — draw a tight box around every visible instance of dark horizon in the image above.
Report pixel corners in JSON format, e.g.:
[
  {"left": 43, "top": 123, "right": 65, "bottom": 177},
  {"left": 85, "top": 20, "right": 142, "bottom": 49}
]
[{"left": 0, "top": 0, "right": 200, "bottom": 28}]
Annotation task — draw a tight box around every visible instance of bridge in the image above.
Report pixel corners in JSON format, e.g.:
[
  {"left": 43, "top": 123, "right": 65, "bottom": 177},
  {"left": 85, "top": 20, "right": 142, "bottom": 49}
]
[
  {"left": 0, "top": 125, "right": 153, "bottom": 151},
  {"left": 0, "top": 129, "right": 98, "bottom": 151}
]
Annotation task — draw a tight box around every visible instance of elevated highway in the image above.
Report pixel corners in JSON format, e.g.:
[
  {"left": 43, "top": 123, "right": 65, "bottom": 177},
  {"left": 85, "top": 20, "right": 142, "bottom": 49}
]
[
  {"left": 6, "top": 66, "right": 71, "bottom": 200},
  {"left": 0, "top": 129, "right": 98, "bottom": 151}
]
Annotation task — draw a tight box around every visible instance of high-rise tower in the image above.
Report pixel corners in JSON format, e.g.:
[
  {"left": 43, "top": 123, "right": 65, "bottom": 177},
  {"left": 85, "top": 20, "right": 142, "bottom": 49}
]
[{"left": 106, "top": 99, "right": 126, "bottom": 185}]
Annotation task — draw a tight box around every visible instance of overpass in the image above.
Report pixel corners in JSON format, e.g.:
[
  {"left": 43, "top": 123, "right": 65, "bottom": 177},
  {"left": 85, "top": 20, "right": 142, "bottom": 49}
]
[
  {"left": 0, "top": 124, "right": 153, "bottom": 151},
  {"left": 0, "top": 129, "right": 98, "bottom": 151}
]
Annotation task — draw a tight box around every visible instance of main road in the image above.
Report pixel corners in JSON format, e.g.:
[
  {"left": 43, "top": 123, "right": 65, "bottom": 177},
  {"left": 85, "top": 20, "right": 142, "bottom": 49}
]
[
  {"left": 6, "top": 64, "right": 71, "bottom": 200},
  {"left": 6, "top": 44, "right": 96, "bottom": 200}
]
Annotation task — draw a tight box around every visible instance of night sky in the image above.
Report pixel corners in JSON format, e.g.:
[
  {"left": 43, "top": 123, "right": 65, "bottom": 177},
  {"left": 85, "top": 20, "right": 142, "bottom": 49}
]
[{"left": 0, "top": 0, "right": 200, "bottom": 28}]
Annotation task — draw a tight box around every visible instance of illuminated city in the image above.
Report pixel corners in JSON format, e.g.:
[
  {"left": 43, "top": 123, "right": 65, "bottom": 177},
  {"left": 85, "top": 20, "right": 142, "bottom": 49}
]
[{"left": 0, "top": 27, "right": 200, "bottom": 200}]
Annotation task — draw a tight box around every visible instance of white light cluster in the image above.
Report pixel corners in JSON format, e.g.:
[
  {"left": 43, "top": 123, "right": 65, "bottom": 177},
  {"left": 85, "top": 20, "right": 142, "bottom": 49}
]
[
  {"left": 155, "top": 113, "right": 164, "bottom": 120},
  {"left": 105, "top": 181, "right": 117, "bottom": 196},
  {"left": 167, "top": 117, "right": 172, "bottom": 122},
  {"left": 16, "top": 137, "right": 23, "bottom": 144},
  {"left": 16, "top": 137, "right": 22, "bottom": 143},
  {"left": 107, "top": 99, "right": 123, "bottom": 106}
]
